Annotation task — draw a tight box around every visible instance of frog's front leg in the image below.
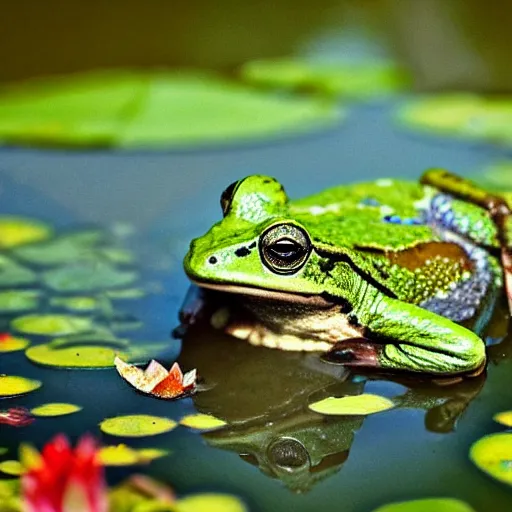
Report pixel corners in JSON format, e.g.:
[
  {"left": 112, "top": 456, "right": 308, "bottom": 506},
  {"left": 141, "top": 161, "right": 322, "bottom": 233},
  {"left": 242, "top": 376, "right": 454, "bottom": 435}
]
[
  {"left": 327, "top": 289, "right": 486, "bottom": 376},
  {"left": 421, "top": 168, "right": 512, "bottom": 313}
]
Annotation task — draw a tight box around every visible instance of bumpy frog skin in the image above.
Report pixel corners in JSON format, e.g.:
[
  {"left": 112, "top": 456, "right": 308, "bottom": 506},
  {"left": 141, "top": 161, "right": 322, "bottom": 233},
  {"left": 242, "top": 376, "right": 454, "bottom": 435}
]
[{"left": 184, "top": 170, "right": 512, "bottom": 376}]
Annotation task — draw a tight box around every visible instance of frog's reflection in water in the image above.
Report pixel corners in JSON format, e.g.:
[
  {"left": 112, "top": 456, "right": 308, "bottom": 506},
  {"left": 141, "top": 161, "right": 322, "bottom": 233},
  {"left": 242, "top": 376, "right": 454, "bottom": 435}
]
[{"left": 177, "top": 322, "right": 506, "bottom": 492}]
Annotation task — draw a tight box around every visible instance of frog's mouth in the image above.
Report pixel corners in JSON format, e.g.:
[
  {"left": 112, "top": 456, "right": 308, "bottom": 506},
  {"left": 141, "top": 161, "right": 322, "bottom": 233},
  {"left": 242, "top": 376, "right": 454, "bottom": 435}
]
[{"left": 189, "top": 279, "right": 333, "bottom": 307}]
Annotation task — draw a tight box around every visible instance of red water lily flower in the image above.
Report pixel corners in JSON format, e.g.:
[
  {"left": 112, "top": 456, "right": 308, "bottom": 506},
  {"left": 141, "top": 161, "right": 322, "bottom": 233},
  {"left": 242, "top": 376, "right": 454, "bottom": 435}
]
[
  {"left": 22, "top": 434, "right": 108, "bottom": 512},
  {"left": 0, "top": 407, "right": 34, "bottom": 427}
]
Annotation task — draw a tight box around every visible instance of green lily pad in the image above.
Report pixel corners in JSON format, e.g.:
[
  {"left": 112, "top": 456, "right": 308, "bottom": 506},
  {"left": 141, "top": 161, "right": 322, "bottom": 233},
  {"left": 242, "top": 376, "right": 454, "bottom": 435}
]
[
  {"left": 0, "top": 334, "right": 30, "bottom": 353},
  {"left": 0, "top": 460, "right": 23, "bottom": 476},
  {"left": 0, "top": 290, "right": 40, "bottom": 313},
  {"left": 43, "top": 262, "right": 137, "bottom": 292},
  {"left": 241, "top": 59, "right": 410, "bottom": 99},
  {"left": 309, "top": 394, "right": 395, "bottom": 416},
  {"left": 494, "top": 411, "right": 512, "bottom": 427},
  {"left": 50, "top": 296, "right": 99, "bottom": 312},
  {"left": 372, "top": 498, "right": 475, "bottom": 512},
  {"left": 0, "top": 70, "right": 339, "bottom": 149},
  {"left": 470, "top": 432, "right": 512, "bottom": 486},
  {"left": 176, "top": 494, "right": 247, "bottom": 512},
  {"left": 25, "top": 343, "right": 129, "bottom": 369},
  {"left": 99, "top": 414, "right": 177, "bottom": 437},
  {"left": 0, "top": 448, "right": 7, "bottom": 456},
  {"left": 0, "top": 375, "right": 41, "bottom": 397},
  {"left": 179, "top": 414, "right": 227, "bottom": 431},
  {"left": 471, "top": 161, "right": 512, "bottom": 193},
  {"left": 13, "top": 231, "right": 103, "bottom": 266},
  {"left": 397, "top": 94, "right": 512, "bottom": 147},
  {"left": 98, "top": 444, "right": 169, "bottom": 466},
  {"left": 101, "top": 248, "right": 134, "bottom": 264},
  {"left": 106, "top": 288, "right": 145, "bottom": 300},
  {"left": 12, "top": 314, "right": 93, "bottom": 336},
  {"left": 0, "top": 216, "right": 52, "bottom": 248},
  {"left": 31, "top": 403, "right": 82, "bottom": 417},
  {"left": 0, "top": 255, "right": 37, "bottom": 287}
]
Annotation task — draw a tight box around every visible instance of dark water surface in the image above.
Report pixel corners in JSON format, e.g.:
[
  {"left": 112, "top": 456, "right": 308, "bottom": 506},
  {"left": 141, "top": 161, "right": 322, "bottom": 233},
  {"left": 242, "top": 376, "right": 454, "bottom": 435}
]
[{"left": 1, "top": 102, "right": 512, "bottom": 511}]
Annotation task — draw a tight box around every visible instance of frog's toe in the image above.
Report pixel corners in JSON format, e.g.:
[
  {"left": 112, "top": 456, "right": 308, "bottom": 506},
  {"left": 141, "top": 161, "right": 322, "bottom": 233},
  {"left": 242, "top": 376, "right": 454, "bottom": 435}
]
[{"left": 322, "top": 338, "right": 382, "bottom": 367}]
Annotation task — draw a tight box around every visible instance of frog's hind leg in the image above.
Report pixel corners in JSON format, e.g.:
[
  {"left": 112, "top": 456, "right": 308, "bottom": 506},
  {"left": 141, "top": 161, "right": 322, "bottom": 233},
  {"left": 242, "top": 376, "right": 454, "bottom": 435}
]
[{"left": 421, "top": 169, "right": 512, "bottom": 314}]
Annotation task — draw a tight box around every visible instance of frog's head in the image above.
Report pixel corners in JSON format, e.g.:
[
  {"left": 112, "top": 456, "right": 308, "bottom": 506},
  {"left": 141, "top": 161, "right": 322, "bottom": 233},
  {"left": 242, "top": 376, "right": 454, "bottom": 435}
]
[{"left": 184, "top": 176, "right": 326, "bottom": 298}]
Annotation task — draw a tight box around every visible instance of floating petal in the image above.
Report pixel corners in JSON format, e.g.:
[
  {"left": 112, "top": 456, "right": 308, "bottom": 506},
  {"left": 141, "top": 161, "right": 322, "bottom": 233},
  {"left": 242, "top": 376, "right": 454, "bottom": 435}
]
[
  {"left": 470, "top": 432, "right": 512, "bottom": 486},
  {"left": 31, "top": 403, "right": 82, "bottom": 417},
  {"left": 179, "top": 414, "right": 227, "bottom": 431},
  {"left": 309, "top": 394, "right": 394, "bottom": 416},
  {"left": 99, "top": 414, "right": 177, "bottom": 437},
  {"left": 0, "top": 407, "right": 34, "bottom": 426},
  {"left": 12, "top": 314, "right": 93, "bottom": 336},
  {"left": 0, "top": 376, "right": 41, "bottom": 397}
]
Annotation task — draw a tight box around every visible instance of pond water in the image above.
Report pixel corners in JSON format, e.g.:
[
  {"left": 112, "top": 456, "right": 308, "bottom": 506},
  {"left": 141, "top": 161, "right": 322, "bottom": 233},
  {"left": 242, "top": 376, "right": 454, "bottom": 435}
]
[{"left": 1, "top": 101, "right": 512, "bottom": 511}]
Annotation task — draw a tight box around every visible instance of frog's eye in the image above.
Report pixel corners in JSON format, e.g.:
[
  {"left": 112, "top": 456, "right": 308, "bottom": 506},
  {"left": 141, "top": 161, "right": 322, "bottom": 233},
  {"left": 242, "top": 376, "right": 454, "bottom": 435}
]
[
  {"left": 220, "top": 180, "right": 240, "bottom": 217},
  {"left": 260, "top": 223, "right": 310, "bottom": 274}
]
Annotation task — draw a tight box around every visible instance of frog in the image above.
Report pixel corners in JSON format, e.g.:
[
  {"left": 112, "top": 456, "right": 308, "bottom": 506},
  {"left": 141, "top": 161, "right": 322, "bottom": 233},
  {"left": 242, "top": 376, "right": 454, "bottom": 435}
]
[{"left": 182, "top": 169, "right": 512, "bottom": 376}]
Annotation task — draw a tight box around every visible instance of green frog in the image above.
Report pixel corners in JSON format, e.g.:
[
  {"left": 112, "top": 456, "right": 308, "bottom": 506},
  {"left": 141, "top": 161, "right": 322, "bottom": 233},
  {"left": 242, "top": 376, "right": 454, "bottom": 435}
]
[{"left": 182, "top": 170, "right": 512, "bottom": 376}]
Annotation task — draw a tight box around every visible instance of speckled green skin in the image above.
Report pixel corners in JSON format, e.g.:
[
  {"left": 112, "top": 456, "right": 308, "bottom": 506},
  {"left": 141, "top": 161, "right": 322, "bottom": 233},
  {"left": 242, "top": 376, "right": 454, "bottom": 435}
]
[{"left": 184, "top": 175, "right": 506, "bottom": 375}]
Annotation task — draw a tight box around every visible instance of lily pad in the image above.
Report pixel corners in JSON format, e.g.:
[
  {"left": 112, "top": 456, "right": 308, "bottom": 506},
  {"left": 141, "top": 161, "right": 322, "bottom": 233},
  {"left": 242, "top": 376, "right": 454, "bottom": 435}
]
[
  {"left": 0, "top": 70, "right": 339, "bottom": 149},
  {"left": 0, "top": 255, "right": 37, "bottom": 287},
  {"left": 0, "top": 334, "right": 30, "bottom": 353},
  {"left": 43, "top": 262, "right": 137, "bottom": 292},
  {"left": 0, "top": 460, "right": 23, "bottom": 476},
  {"left": 25, "top": 343, "right": 129, "bottom": 369},
  {"left": 98, "top": 444, "right": 169, "bottom": 466},
  {"left": 13, "top": 231, "right": 103, "bottom": 266},
  {"left": 308, "top": 394, "right": 394, "bottom": 416},
  {"left": 241, "top": 59, "right": 410, "bottom": 100},
  {"left": 31, "top": 403, "right": 82, "bottom": 417},
  {"left": 12, "top": 314, "right": 93, "bottom": 336},
  {"left": 494, "top": 411, "right": 512, "bottom": 427},
  {"left": 0, "top": 290, "right": 40, "bottom": 313},
  {"left": 101, "top": 248, "right": 134, "bottom": 264},
  {"left": 179, "top": 414, "right": 227, "bottom": 430},
  {"left": 106, "top": 288, "right": 145, "bottom": 300},
  {"left": 470, "top": 432, "right": 512, "bottom": 486},
  {"left": 50, "top": 296, "right": 99, "bottom": 312},
  {"left": 99, "top": 414, "right": 177, "bottom": 437},
  {"left": 176, "top": 494, "right": 247, "bottom": 512},
  {"left": 0, "top": 375, "right": 41, "bottom": 397},
  {"left": 372, "top": 498, "right": 475, "bottom": 512},
  {"left": 0, "top": 216, "right": 52, "bottom": 248},
  {"left": 471, "top": 161, "right": 512, "bottom": 194}
]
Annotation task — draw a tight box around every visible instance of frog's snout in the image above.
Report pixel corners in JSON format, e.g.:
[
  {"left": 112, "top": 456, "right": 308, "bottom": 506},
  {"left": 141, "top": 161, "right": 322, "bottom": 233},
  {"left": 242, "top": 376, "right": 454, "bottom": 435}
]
[{"left": 184, "top": 237, "right": 219, "bottom": 281}]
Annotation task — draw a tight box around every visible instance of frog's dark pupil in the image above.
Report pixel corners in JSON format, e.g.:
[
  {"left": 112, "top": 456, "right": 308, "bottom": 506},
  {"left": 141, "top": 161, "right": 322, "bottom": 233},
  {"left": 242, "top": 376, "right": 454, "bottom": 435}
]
[
  {"left": 269, "top": 239, "right": 302, "bottom": 261},
  {"left": 220, "top": 180, "right": 240, "bottom": 216}
]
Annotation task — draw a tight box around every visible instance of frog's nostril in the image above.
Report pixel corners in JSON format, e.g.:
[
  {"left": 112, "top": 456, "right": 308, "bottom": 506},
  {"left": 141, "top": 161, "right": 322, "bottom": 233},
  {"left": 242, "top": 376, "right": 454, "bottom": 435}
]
[{"left": 208, "top": 256, "right": 218, "bottom": 265}]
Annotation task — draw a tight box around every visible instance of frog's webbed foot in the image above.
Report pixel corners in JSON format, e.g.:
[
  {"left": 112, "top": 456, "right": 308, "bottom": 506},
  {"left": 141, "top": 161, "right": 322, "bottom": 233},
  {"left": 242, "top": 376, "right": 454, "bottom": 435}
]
[
  {"left": 322, "top": 338, "right": 383, "bottom": 368},
  {"left": 421, "top": 169, "right": 512, "bottom": 314}
]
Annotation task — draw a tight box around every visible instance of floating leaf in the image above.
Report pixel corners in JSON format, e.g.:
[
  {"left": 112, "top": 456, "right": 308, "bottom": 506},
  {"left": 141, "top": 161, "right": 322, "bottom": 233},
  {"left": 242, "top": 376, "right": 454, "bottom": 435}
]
[
  {"left": 176, "top": 494, "right": 247, "bottom": 512},
  {"left": 179, "top": 414, "right": 227, "bottom": 431},
  {"left": 98, "top": 444, "right": 169, "bottom": 466},
  {"left": 0, "top": 216, "right": 52, "bottom": 248},
  {"left": 0, "top": 70, "right": 339, "bottom": 149},
  {"left": 31, "top": 403, "right": 82, "bottom": 417},
  {"left": 309, "top": 394, "right": 394, "bottom": 416},
  {"left": 0, "top": 407, "right": 34, "bottom": 426},
  {"left": 101, "top": 248, "right": 134, "bottom": 264},
  {"left": 0, "top": 448, "right": 7, "bottom": 455},
  {"left": 50, "top": 296, "right": 99, "bottom": 312},
  {"left": 241, "top": 59, "right": 410, "bottom": 100},
  {"left": 12, "top": 314, "right": 93, "bottom": 336},
  {"left": 0, "top": 479, "right": 20, "bottom": 510},
  {"left": 43, "top": 262, "right": 137, "bottom": 292},
  {"left": 0, "top": 290, "right": 40, "bottom": 313},
  {"left": 470, "top": 432, "right": 512, "bottom": 486},
  {"left": 115, "top": 356, "right": 196, "bottom": 399},
  {"left": 106, "top": 288, "right": 145, "bottom": 300},
  {"left": 0, "top": 255, "right": 37, "bottom": 287},
  {"left": 0, "top": 460, "right": 23, "bottom": 476},
  {"left": 0, "top": 376, "right": 41, "bottom": 397},
  {"left": 99, "top": 414, "right": 177, "bottom": 437},
  {"left": 372, "top": 498, "right": 475, "bottom": 512},
  {"left": 494, "top": 411, "right": 512, "bottom": 427},
  {"left": 25, "top": 343, "right": 129, "bottom": 369},
  {"left": 0, "top": 333, "right": 30, "bottom": 353},
  {"left": 13, "top": 231, "right": 103, "bottom": 266}
]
